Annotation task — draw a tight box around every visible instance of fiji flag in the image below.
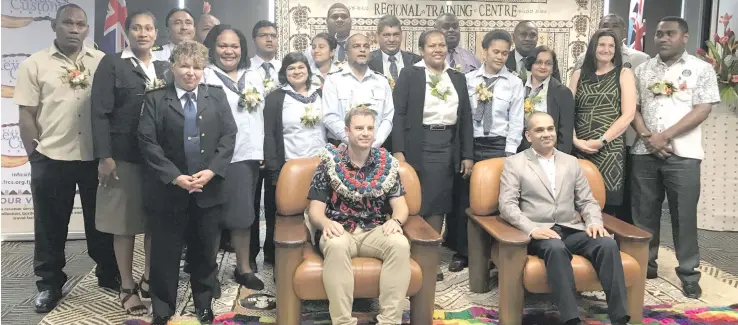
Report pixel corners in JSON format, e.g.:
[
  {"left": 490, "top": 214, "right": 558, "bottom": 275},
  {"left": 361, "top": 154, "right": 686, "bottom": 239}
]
[
  {"left": 627, "top": 0, "right": 646, "bottom": 51},
  {"left": 101, "top": 0, "right": 128, "bottom": 54}
]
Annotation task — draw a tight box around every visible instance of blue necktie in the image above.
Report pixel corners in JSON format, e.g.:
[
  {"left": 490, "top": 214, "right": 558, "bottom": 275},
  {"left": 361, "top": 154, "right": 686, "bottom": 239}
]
[
  {"left": 183, "top": 92, "right": 201, "bottom": 175},
  {"left": 388, "top": 55, "right": 399, "bottom": 80},
  {"left": 336, "top": 40, "right": 346, "bottom": 62}
]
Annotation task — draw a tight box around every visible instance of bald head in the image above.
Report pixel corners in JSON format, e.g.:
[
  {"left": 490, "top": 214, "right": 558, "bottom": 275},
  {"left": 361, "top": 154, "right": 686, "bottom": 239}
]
[
  {"left": 525, "top": 112, "right": 557, "bottom": 153},
  {"left": 435, "top": 13, "right": 460, "bottom": 49},
  {"left": 346, "top": 34, "right": 370, "bottom": 66},
  {"left": 197, "top": 14, "right": 220, "bottom": 42}
]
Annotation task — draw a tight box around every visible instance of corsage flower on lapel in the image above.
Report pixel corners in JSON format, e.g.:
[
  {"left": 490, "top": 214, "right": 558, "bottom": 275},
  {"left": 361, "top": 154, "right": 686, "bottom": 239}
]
[
  {"left": 648, "top": 80, "right": 677, "bottom": 97},
  {"left": 475, "top": 82, "right": 493, "bottom": 102},
  {"left": 428, "top": 74, "right": 451, "bottom": 101},
  {"left": 145, "top": 78, "right": 166, "bottom": 91},
  {"left": 239, "top": 87, "right": 262, "bottom": 112},
  {"left": 62, "top": 63, "right": 90, "bottom": 89},
  {"left": 300, "top": 104, "right": 321, "bottom": 127}
]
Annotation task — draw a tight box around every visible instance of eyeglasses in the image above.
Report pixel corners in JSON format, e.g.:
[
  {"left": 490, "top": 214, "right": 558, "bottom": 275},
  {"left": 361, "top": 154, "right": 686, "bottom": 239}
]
[{"left": 533, "top": 60, "right": 554, "bottom": 67}]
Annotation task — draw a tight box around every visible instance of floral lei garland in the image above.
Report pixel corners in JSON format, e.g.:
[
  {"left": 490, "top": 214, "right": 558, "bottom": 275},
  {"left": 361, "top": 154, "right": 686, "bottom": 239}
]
[{"left": 319, "top": 143, "right": 399, "bottom": 202}]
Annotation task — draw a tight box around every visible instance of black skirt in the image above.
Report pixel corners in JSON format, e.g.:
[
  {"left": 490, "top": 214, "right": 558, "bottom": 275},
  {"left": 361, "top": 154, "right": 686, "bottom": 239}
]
[
  {"left": 221, "top": 160, "right": 260, "bottom": 229},
  {"left": 417, "top": 127, "right": 455, "bottom": 216}
]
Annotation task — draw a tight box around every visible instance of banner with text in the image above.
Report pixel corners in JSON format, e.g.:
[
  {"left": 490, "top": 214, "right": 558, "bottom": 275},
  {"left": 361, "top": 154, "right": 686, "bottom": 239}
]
[
  {"left": 1, "top": 0, "right": 96, "bottom": 241},
  {"left": 275, "top": 0, "right": 604, "bottom": 79}
]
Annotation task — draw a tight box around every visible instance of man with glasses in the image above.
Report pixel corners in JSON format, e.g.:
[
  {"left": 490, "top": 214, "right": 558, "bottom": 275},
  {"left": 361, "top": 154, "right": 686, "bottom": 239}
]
[{"left": 249, "top": 19, "right": 282, "bottom": 273}]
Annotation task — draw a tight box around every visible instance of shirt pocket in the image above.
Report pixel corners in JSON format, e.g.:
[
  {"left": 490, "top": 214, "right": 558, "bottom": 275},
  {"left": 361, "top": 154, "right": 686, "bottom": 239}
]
[
  {"left": 371, "top": 88, "right": 385, "bottom": 109},
  {"left": 493, "top": 91, "right": 513, "bottom": 120},
  {"left": 674, "top": 76, "right": 696, "bottom": 104},
  {"left": 338, "top": 91, "right": 351, "bottom": 112}
]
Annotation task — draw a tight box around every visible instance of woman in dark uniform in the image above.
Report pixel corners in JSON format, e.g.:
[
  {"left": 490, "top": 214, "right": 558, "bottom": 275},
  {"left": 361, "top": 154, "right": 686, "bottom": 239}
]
[
  {"left": 391, "top": 29, "right": 474, "bottom": 280},
  {"left": 568, "top": 29, "right": 636, "bottom": 216},
  {"left": 138, "top": 40, "right": 236, "bottom": 325},
  {"left": 90, "top": 9, "right": 169, "bottom": 315}
]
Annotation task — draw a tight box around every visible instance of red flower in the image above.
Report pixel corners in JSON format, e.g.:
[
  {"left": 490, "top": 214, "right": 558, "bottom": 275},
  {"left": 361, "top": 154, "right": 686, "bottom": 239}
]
[
  {"left": 664, "top": 88, "right": 673, "bottom": 96},
  {"left": 714, "top": 33, "right": 721, "bottom": 43},
  {"left": 696, "top": 48, "right": 707, "bottom": 56},
  {"left": 732, "top": 75, "right": 738, "bottom": 83},
  {"left": 679, "top": 80, "right": 687, "bottom": 90},
  {"left": 719, "top": 35, "right": 729, "bottom": 44}
]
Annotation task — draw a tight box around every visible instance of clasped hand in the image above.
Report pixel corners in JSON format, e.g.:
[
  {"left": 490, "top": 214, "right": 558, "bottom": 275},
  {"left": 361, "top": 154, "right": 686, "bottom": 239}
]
[
  {"left": 530, "top": 225, "right": 609, "bottom": 240},
  {"left": 175, "top": 169, "right": 215, "bottom": 193}
]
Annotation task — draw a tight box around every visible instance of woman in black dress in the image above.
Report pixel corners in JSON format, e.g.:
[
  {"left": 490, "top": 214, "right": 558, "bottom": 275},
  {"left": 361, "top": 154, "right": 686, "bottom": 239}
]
[
  {"left": 568, "top": 29, "right": 636, "bottom": 216},
  {"left": 392, "top": 30, "right": 474, "bottom": 279}
]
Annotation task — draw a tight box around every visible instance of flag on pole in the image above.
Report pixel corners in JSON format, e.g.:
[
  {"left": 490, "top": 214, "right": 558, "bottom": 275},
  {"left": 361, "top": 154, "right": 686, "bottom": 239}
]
[
  {"left": 627, "top": 0, "right": 646, "bottom": 51},
  {"left": 101, "top": 0, "right": 128, "bottom": 54}
]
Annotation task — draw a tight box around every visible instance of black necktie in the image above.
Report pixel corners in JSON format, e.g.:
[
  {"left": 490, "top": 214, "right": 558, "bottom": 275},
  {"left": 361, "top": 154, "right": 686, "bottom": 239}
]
[
  {"left": 473, "top": 76, "right": 499, "bottom": 135},
  {"left": 336, "top": 40, "right": 346, "bottom": 62},
  {"left": 388, "top": 55, "right": 399, "bottom": 80},
  {"left": 182, "top": 92, "right": 201, "bottom": 174},
  {"left": 448, "top": 48, "right": 456, "bottom": 69}
]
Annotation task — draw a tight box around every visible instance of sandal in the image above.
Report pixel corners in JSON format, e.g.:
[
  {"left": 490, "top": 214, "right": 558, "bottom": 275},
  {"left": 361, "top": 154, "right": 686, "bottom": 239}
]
[
  {"left": 119, "top": 287, "right": 147, "bottom": 316},
  {"left": 138, "top": 277, "right": 150, "bottom": 299}
]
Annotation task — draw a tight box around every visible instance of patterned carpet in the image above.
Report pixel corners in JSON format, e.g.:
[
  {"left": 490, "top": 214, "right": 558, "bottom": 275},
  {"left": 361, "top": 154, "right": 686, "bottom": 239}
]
[{"left": 37, "top": 233, "right": 738, "bottom": 325}]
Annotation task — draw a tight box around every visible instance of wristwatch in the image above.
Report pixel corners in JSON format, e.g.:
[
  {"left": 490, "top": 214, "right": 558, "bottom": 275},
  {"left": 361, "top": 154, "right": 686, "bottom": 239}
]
[
  {"left": 393, "top": 218, "right": 403, "bottom": 226},
  {"left": 598, "top": 135, "right": 608, "bottom": 146}
]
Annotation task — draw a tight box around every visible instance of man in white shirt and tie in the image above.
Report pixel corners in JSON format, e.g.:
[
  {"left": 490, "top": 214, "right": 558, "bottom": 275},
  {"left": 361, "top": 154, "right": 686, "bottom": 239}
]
[
  {"left": 250, "top": 20, "right": 281, "bottom": 94},
  {"left": 322, "top": 34, "right": 394, "bottom": 148}
]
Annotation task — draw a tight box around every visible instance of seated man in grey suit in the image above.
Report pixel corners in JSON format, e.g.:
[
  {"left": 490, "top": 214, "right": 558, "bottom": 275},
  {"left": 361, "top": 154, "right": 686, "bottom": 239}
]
[{"left": 498, "top": 112, "right": 629, "bottom": 325}]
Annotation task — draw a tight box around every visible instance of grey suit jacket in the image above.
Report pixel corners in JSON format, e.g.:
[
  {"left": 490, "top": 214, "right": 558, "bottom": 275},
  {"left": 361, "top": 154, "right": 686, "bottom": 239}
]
[{"left": 498, "top": 149, "right": 603, "bottom": 236}]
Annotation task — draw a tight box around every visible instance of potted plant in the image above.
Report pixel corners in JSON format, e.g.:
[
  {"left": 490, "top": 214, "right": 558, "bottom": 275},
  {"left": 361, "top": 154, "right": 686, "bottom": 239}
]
[{"left": 696, "top": 13, "right": 738, "bottom": 110}]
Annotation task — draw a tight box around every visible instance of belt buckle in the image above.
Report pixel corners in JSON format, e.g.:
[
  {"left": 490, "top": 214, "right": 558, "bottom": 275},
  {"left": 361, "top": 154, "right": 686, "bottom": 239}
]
[{"left": 429, "top": 124, "right": 446, "bottom": 130}]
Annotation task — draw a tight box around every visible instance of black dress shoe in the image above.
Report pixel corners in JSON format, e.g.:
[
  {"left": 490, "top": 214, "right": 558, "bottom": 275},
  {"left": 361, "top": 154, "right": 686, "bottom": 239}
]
[
  {"left": 448, "top": 254, "right": 468, "bottom": 272},
  {"left": 34, "top": 289, "right": 62, "bottom": 313},
  {"left": 683, "top": 282, "right": 702, "bottom": 299},
  {"left": 646, "top": 268, "right": 658, "bottom": 279},
  {"left": 151, "top": 315, "right": 171, "bottom": 325},
  {"left": 234, "top": 270, "right": 265, "bottom": 291},
  {"left": 196, "top": 307, "right": 215, "bottom": 324}
]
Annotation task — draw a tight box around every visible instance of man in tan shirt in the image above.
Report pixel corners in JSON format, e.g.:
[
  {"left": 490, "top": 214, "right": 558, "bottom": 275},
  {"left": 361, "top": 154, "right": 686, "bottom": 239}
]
[{"left": 13, "top": 3, "right": 118, "bottom": 313}]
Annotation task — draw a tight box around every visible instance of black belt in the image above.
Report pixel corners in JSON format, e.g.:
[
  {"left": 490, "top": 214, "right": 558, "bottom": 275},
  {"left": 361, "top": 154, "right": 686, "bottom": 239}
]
[{"left": 422, "top": 124, "right": 455, "bottom": 130}]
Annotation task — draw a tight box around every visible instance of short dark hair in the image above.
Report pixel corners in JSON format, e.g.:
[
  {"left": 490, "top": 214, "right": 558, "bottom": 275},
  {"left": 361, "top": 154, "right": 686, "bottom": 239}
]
[
  {"left": 601, "top": 13, "right": 626, "bottom": 28},
  {"left": 312, "top": 32, "right": 338, "bottom": 51},
  {"left": 418, "top": 29, "right": 445, "bottom": 49},
  {"left": 327, "top": 3, "right": 350, "bottom": 18},
  {"left": 481, "top": 29, "right": 512, "bottom": 49},
  {"left": 125, "top": 9, "right": 157, "bottom": 32},
  {"left": 252, "top": 20, "right": 277, "bottom": 39},
  {"left": 524, "top": 46, "right": 561, "bottom": 79},
  {"left": 514, "top": 20, "right": 536, "bottom": 34},
  {"left": 165, "top": 8, "right": 194, "bottom": 28},
  {"left": 55, "top": 3, "right": 86, "bottom": 21},
  {"left": 660, "top": 16, "right": 689, "bottom": 33},
  {"left": 203, "top": 24, "right": 251, "bottom": 71},
  {"left": 278, "top": 52, "right": 314, "bottom": 90},
  {"left": 377, "top": 15, "right": 401, "bottom": 34},
  {"left": 580, "top": 29, "right": 623, "bottom": 80}
]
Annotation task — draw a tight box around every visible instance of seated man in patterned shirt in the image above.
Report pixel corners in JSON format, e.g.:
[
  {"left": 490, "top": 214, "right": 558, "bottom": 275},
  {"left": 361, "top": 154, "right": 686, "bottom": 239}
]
[{"left": 307, "top": 106, "right": 410, "bottom": 325}]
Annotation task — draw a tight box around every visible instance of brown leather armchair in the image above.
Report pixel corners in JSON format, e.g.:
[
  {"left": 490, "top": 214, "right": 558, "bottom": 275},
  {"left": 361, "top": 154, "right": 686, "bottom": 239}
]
[
  {"left": 466, "top": 158, "right": 652, "bottom": 325},
  {"left": 273, "top": 157, "right": 442, "bottom": 325}
]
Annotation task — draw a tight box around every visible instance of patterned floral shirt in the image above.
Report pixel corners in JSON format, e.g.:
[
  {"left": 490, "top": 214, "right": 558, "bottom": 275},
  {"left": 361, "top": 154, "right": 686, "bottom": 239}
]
[
  {"left": 631, "top": 51, "right": 720, "bottom": 160},
  {"left": 308, "top": 144, "right": 405, "bottom": 233}
]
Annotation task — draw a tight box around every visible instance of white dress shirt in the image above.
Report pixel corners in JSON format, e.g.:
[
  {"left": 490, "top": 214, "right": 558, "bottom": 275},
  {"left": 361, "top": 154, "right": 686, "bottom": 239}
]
[
  {"left": 414, "top": 60, "right": 459, "bottom": 126},
  {"left": 281, "top": 85, "right": 327, "bottom": 160},
  {"left": 466, "top": 64, "right": 525, "bottom": 153},
  {"left": 524, "top": 75, "right": 550, "bottom": 113},
  {"left": 321, "top": 66, "right": 394, "bottom": 147},
  {"left": 175, "top": 84, "right": 199, "bottom": 109},
  {"left": 514, "top": 50, "right": 527, "bottom": 72},
  {"left": 120, "top": 48, "right": 162, "bottom": 81},
  {"left": 381, "top": 51, "right": 404, "bottom": 78},
  {"left": 152, "top": 42, "right": 175, "bottom": 62},
  {"left": 250, "top": 55, "right": 282, "bottom": 82},
  {"left": 534, "top": 149, "right": 557, "bottom": 195},
  {"left": 202, "top": 65, "right": 265, "bottom": 162}
]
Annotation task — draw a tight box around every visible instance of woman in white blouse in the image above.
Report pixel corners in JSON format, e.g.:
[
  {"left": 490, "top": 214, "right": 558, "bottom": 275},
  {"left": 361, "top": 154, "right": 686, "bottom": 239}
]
[
  {"left": 202, "top": 24, "right": 264, "bottom": 290},
  {"left": 310, "top": 33, "right": 340, "bottom": 88},
  {"left": 264, "top": 52, "right": 326, "bottom": 183}
]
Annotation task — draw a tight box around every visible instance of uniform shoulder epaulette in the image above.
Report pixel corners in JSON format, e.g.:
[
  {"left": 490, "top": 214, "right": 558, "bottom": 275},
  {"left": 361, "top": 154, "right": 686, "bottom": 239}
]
[
  {"left": 327, "top": 68, "right": 343, "bottom": 76},
  {"left": 202, "top": 83, "right": 223, "bottom": 89},
  {"left": 152, "top": 45, "right": 163, "bottom": 51},
  {"left": 467, "top": 67, "right": 478, "bottom": 73},
  {"left": 373, "top": 71, "right": 388, "bottom": 79},
  {"left": 145, "top": 87, "right": 166, "bottom": 93}
]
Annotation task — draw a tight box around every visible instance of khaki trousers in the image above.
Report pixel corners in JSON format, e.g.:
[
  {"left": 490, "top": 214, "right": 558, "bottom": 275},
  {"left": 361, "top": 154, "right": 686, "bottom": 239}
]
[{"left": 319, "top": 226, "right": 411, "bottom": 325}]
